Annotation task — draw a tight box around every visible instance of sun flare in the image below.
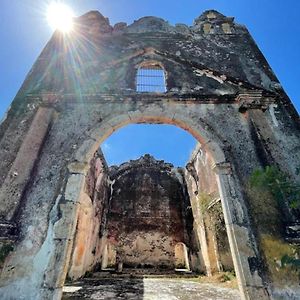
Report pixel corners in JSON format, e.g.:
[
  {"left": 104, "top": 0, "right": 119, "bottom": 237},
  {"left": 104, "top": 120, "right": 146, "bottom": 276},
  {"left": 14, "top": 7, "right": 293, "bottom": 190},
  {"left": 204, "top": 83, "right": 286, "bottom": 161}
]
[{"left": 47, "top": 2, "right": 74, "bottom": 33}]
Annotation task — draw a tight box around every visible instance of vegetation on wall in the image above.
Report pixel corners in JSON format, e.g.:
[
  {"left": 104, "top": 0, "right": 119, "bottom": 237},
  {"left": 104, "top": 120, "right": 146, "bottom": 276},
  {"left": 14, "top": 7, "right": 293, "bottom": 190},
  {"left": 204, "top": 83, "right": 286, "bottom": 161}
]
[
  {"left": 248, "top": 166, "right": 300, "bottom": 286},
  {"left": 250, "top": 166, "right": 300, "bottom": 214},
  {"left": 197, "top": 192, "right": 212, "bottom": 214},
  {"left": 260, "top": 234, "right": 300, "bottom": 286},
  {"left": 207, "top": 203, "right": 224, "bottom": 233},
  {"left": 198, "top": 192, "right": 224, "bottom": 232},
  {"left": 197, "top": 192, "right": 233, "bottom": 272}
]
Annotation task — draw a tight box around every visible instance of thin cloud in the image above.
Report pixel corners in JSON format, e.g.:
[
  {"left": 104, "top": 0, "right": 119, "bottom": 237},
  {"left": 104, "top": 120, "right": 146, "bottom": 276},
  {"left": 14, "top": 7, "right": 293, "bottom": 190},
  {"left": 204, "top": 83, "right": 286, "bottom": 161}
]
[{"left": 102, "top": 142, "right": 111, "bottom": 151}]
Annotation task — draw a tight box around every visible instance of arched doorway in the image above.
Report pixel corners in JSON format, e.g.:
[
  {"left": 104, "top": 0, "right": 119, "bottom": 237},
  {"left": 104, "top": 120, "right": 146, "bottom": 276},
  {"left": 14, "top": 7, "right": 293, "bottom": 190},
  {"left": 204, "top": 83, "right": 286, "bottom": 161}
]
[
  {"left": 51, "top": 111, "right": 267, "bottom": 300},
  {"left": 0, "top": 104, "right": 270, "bottom": 300}
]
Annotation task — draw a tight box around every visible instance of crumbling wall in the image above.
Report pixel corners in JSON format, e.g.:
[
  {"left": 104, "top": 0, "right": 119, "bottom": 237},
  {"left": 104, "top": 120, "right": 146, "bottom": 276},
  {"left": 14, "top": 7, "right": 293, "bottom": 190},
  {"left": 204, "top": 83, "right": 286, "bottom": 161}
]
[
  {"left": 242, "top": 108, "right": 300, "bottom": 298},
  {"left": 106, "top": 155, "right": 191, "bottom": 269},
  {"left": 0, "top": 8, "right": 299, "bottom": 300},
  {"left": 68, "top": 150, "right": 110, "bottom": 279},
  {"left": 185, "top": 144, "right": 234, "bottom": 274}
]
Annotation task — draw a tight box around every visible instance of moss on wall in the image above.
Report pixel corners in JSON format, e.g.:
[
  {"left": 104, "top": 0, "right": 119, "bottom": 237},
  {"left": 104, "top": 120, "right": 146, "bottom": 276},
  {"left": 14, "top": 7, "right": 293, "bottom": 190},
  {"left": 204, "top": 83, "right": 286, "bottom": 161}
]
[
  {"left": 197, "top": 192, "right": 212, "bottom": 214},
  {"left": 247, "top": 186, "right": 283, "bottom": 235},
  {"left": 248, "top": 166, "right": 300, "bottom": 287}
]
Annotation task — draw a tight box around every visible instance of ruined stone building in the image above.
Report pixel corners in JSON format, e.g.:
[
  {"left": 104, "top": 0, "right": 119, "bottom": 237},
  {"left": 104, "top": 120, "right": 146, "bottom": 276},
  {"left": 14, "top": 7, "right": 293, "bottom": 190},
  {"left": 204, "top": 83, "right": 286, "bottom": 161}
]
[{"left": 0, "top": 9, "right": 299, "bottom": 300}]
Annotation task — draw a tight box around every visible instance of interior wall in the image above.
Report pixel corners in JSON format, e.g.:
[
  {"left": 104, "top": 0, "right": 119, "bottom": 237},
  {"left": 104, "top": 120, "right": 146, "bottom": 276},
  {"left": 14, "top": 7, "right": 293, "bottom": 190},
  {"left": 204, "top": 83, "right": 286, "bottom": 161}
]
[
  {"left": 105, "top": 155, "right": 190, "bottom": 269},
  {"left": 67, "top": 150, "right": 110, "bottom": 279},
  {"left": 185, "top": 144, "right": 234, "bottom": 274}
]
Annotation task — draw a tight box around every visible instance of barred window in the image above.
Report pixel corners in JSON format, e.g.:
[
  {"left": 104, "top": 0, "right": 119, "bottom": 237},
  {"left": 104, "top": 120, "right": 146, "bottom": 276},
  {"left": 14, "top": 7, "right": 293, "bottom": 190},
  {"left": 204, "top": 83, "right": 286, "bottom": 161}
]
[{"left": 136, "top": 64, "right": 167, "bottom": 93}]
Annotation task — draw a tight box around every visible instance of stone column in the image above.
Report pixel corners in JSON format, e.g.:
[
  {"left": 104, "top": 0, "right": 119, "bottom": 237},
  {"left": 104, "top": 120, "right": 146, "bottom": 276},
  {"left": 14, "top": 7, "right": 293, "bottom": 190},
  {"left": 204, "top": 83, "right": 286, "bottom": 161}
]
[
  {"left": 0, "top": 106, "right": 54, "bottom": 221},
  {"left": 39, "top": 171, "right": 86, "bottom": 299},
  {"left": 213, "top": 162, "right": 270, "bottom": 300}
]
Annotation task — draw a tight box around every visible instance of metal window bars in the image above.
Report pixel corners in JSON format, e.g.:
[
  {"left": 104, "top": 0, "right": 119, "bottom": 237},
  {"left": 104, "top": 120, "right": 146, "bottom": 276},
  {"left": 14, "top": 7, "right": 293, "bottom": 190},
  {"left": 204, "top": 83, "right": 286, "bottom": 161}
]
[{"left": 136, "top": 66, "right": 167, "bottom": 93}]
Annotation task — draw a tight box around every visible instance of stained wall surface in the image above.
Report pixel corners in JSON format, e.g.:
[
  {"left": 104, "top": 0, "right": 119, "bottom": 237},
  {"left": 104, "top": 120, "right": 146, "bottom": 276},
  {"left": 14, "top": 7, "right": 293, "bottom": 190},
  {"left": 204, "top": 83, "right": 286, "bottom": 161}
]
[
  {"left": 0, "top": 9, "right": 299, "bottom": 300},
  {"left": 106, "top": 155, "right": 192, "bottom": 269},
  {"left": 185, "top": 145, "right": 234, "bottom": 274},
  {"left": 68, "top": 150, "right": 110, "bottom": 279}
]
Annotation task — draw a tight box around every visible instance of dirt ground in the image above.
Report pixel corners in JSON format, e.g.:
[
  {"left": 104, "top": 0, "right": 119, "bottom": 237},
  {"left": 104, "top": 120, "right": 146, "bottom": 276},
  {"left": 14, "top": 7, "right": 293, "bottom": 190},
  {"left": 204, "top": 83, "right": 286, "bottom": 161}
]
[{"left": 62, "top": 277, "right": 241, "bottom": 300}]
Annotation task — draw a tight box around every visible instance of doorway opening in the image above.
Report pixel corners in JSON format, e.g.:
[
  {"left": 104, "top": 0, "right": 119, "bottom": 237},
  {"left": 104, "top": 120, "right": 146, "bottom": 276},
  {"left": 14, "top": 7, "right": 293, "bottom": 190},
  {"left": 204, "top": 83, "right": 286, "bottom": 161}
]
[{"left": 63, "top": 124, "right": 236, "bottom": 290}]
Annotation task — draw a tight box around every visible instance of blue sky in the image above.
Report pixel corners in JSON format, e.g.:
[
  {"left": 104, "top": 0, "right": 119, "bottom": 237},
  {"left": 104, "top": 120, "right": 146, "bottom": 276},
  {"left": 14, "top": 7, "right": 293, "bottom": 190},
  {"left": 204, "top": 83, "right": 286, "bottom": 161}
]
[
  {"left": 102, "top": 124, "right": 197, "bottom": 166},
  {"left": 0, "top": 1, "right": 299, "bottom": 166}
]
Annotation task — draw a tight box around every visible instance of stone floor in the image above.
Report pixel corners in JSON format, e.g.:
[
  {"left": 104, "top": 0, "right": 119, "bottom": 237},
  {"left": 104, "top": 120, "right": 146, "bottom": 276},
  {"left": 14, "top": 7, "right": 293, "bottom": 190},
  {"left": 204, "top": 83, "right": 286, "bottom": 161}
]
[{"left": 62, "top": 278, "right": 241, "bottom": 300}]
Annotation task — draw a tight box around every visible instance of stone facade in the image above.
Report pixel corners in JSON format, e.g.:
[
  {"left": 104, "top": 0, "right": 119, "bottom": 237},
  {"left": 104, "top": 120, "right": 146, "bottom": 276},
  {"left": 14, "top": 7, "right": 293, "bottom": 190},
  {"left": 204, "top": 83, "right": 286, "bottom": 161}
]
[{"left": 0, "top": 9, "right": 299, "bottom": 300}]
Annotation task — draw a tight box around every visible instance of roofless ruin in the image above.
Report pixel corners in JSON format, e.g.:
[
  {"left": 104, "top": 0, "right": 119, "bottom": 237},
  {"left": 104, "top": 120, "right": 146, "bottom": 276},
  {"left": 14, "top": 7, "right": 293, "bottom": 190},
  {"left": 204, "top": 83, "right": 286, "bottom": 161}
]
[{"left": 0, "top": 10, "right": 299, "bottom": 300}]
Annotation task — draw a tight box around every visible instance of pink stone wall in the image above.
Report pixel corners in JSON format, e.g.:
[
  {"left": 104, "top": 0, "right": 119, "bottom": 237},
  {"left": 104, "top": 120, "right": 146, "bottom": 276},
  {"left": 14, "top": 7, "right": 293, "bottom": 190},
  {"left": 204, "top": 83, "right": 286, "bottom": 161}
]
[{"left": 68, "top": 151, "right": 110, "bottom": 279}]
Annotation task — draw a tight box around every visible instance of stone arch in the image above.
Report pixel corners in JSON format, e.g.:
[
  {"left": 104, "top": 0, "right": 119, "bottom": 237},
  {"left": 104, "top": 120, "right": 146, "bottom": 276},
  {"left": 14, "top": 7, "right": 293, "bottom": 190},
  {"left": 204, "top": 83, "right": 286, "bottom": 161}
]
[
  {"left": 75, "top": 112, "right": 226, "bottom": 168},
  {"left": 52, "top": 111, "right": 266, "bottom": 300},
  {"left": 0, "top": 8, "right": 298, "bottom": 300},
  {"left": 0, "top": 106, "right": 268, "bottom": 300}
]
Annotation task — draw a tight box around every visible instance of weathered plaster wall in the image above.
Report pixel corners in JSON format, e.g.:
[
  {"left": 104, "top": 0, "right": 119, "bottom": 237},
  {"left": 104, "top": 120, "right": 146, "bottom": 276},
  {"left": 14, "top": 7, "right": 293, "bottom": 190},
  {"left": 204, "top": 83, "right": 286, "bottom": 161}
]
[
  {"left": 0, "top": 8, "right": 299, "bottom": 300},
  {"left": 185, "top": 145, "right": 234, "bottom": 274},
  {"left": 67, "top": 150, "right": 110, "bottom": 280},
  {"left": 106, "top": 155, "right": 190, "bottom": 269},
  {"left": 1, "top": 100, "right": 298, "bottom": 299}
]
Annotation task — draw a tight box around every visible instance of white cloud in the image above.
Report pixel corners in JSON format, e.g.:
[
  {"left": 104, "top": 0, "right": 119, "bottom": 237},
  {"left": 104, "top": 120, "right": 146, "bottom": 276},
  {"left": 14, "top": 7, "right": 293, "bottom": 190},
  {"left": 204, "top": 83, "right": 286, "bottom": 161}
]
[{"left": 102, "top": 142, "right": 111, "bottom": 151}]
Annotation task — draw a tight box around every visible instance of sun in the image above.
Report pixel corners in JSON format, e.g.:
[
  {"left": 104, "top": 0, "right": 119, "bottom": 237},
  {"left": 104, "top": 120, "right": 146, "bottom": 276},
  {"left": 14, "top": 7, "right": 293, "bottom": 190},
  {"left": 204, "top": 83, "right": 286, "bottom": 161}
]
[{"left": 47, "top": 2, "right": 74, "bottom": 33}]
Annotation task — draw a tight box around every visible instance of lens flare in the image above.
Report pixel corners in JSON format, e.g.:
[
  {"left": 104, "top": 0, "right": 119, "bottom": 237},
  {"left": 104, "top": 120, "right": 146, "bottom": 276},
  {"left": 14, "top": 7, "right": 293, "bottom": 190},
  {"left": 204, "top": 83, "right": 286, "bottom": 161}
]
[{"left": 47, "top": 2, "right": 74, "bottom": 33}]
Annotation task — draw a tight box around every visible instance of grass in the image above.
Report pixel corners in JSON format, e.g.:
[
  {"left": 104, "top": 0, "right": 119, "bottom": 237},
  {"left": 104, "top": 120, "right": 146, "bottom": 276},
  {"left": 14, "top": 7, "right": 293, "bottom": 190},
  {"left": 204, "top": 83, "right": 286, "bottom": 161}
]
[{"left": 180, "top": 271, "right": 238, "bottom": 289}]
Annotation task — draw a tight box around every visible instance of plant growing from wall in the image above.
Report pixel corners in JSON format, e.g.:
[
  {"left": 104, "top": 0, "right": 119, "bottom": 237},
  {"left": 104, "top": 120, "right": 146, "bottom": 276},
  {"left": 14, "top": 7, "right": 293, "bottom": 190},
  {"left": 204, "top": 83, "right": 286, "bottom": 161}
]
[
  {"left": 207, "top": 202, "right": 224, "bottom": 233},
  {"left": 249, "top": 166, "right": 300, "bottom": 284},
  {"left": 197, "top": 192, "right": 224, "bottom": 233},
  {"left": 249, "top": 166, "right": 300, "bottom": 213},
  {"left": 197, "top": 192, "right": 212, "bottom": 214},
  {"left": 281, "top": 254, "right": 300, "bottom": 270},
  {"left": 260, "top": 235, "right": 300, "bottom": 284}
]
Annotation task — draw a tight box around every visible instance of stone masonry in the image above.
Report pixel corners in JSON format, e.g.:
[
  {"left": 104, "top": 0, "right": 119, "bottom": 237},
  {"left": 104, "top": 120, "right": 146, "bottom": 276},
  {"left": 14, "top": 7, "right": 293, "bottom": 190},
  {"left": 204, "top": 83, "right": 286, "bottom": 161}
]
[{"left": 0, "top": 9, "right": 299, "bottom": 300}]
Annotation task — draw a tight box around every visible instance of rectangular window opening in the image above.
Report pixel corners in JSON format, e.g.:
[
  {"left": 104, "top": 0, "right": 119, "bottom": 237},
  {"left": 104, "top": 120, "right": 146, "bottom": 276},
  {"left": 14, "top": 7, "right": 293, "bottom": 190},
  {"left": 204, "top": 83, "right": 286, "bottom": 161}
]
[{"left": 136, "top": 66, "right": 167, "bottom": 93}]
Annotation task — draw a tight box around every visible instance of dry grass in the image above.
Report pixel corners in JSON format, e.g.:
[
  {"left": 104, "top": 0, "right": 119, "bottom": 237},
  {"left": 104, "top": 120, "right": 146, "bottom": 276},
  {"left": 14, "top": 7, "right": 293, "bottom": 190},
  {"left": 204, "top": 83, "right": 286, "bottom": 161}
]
[
  {"left": 261, "top": 234, "right": 299, "bottom": 287},
  {"left": 184, "top": 272, "right": 238, "bottom": 289}
]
